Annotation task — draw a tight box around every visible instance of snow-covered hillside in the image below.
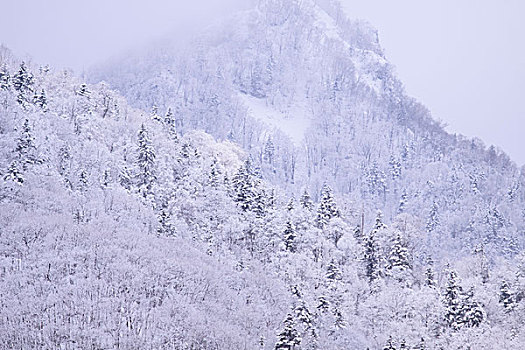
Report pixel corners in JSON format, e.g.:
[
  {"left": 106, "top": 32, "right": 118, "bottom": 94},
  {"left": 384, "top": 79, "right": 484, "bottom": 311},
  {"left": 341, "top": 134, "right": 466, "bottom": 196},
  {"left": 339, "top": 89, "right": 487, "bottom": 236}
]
[
  {"left": 92, "top": 0, "right": 525, "bottom": 258},
  {"left": 2, "top": 0, "right": 525, "bottom": 349},
  {"left": 239, "top": 93, "right": 311, "bottom": 145}
]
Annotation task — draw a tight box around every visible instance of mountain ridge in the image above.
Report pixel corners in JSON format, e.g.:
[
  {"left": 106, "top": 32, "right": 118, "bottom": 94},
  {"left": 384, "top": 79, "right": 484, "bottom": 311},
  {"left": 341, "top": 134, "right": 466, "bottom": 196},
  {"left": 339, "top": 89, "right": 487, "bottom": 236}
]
[
  {"left": 91, "top": 0, "right": 524, "bottom": 257},
  {"left": 1, "top": 0, "right": 525, "bottom": 349}
]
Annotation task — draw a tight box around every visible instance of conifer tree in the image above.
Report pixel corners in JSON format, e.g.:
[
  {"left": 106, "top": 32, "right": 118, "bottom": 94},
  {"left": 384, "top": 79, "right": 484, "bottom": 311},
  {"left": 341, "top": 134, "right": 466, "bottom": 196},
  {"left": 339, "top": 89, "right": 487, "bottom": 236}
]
[
  {"left": 78, "top": 169, "right": 89, "bottom": 192},
  {"left": 316, "top": 184, "right": 338, "bottom": 229},
  {"left": 157, "top": 201, "right": 174, "bottom": 236},
  {"left": 473, "top": 244, "right": 490, "bottom": 284},
  {"left": 353, "top": 225, "right": 363, "bottom": 242},
  {"left": 317, "top": 295, "right": 330, "bottom": 313},
  {"left": 33, "top": 88, "right": 47, "bottom": 110},
  {"left": 150, "top": 105, "right": 161, "bottom": 122},
  {"left": 398, "top": 190, "right": 408, "bottom": 213},
  {"left": 269, "top": 189, "right": 277, "bottom": 209},
  {"left": 388, "top": 232, "right": 410, "bottom": 272},
  {"left": 16, "top": 119, "right": 36, "bottom": 170},
  {"left": 300, "top": 188, "right": 313, "bottom": 211},
  {"left": 333, "top": 309, "right": 346, "bottom": 330},
  {"left": 283, "top": 219, "right": 297, "bottom": 253},
  {"left": 163, "top": 107, "right": 178, "bottom": 141},
  {"left": 252, "top": 189, "right": 268, "bottom": 218},
  {"left": 101, "top": 169, "right": 112, "bottom": 188},
  {"left": 264, "top": 137, "right": 275, "bottom": 164},
  {"left": 412, "top": 338, "right": 426, "bottom": 350},
  {"left": 136, "top": 124, "right": 156, "bottom": 197},
  {"left": 389, "top": 156, "right": 401, "bottom": 180},
  {"left": 427, "top": 201, "right": 440, "bottom": 233},
  {"left": 77, "top": 83, "right": 90, "bottom": 97},
  {"left": 383, "top": 336, "right": 397, "bottom": 350},
  {"left": 364, "top": 212, "right": 385, "bottom": 284},
  {"left": 443, "top": 269, "right": 463, "bottom": 330},
  {"left": 0, "top": 63, "right": 10, "bottom": 90},
  {"left": 259, "top": 336, "right": 265, "bottom": 350},
  {"left": 374, "top": 210, "right": 387, "bottom": 231},
  {"left": 424, "top": 261, "right": 437, "bottom": 288},
  {"left": 164, "top": 107, "right": 173, "bottom": 124},
  {"left": 326, "top": 259, "right": 342, "bottom": 284},
  {"left": 119, "top": 166, "right": 133, "bottom": 192},
  {"left": 294, "top": 298, "right": 314, "bottom": 334},
  {"left": 231, "top": 159, "right": 259, "bottom": 212},
  {"left": 179, "top": 143, "right": 192, "bottom": 160},
  {"left": 287, "top": 197, "right": 295, "bottom": 212},
  {"left": 209, "top": 158, "right": 221, "bottom": 188},
  {"left": 12, "top": 62, "right": 34, "bottom": 106},
  {"left": 275, "top": 313, "right": 301, "bottom": 350},
  {"left": 4, "top": 160, "right": 24, "bottom": 185},
  {"left": 364, "top": 232, "right": 380, "bottom": 284},
  {"left": 499, "top": 280, "right": 514, "bottom": 312},
  {"left": 460, "top": 287, "right": 484, "bottom": 327}
]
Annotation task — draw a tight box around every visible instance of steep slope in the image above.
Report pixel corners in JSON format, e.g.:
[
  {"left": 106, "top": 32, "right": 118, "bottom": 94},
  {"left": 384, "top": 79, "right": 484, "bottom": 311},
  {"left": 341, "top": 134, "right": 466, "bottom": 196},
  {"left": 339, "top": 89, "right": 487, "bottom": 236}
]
[
  {"left": 92, "top": 0, "right": 525, "bottom": 259},
  {"left": 2, "top": 1, "right": 525, "bottom": 349}
]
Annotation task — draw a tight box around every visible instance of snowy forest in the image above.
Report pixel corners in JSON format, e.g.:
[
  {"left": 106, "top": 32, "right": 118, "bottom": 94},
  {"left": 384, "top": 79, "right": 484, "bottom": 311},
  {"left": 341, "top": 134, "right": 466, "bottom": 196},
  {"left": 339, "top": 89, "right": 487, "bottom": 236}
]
[{"left": 1, "top": 0, "right": 525, "bottom": 349}]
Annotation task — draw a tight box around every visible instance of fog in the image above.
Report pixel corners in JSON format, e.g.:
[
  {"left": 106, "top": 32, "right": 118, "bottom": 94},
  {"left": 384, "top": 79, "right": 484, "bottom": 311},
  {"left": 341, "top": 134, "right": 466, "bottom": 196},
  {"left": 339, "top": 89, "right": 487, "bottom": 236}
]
[
  {"left": 1, "top": 0, "right": 523, "bottom": 164},
  {"left": 0, "top": 0, "right": 249, "bottom": 72}
]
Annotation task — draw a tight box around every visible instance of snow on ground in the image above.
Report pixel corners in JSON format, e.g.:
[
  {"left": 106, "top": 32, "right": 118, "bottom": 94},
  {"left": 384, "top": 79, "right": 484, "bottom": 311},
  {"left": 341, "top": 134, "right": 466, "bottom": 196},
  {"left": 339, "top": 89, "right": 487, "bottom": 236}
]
[
  {"left": 351, "top": 50, "right": 387, "bottom": 95},
  {"left": 312, "top": 4, "right": 342, "bottom": 42},
  {"left": 312, "top": 4, "right": 387, "bottom": 95},
  {"left": 238, "top": 93, "right": 311, "bottom": 146}
]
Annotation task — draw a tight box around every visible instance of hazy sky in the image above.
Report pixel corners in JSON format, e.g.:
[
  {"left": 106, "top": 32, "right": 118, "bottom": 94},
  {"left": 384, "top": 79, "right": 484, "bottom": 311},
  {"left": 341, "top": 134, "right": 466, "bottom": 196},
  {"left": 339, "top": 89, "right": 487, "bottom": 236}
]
[
  {"left": 1, "top": 0, "right": 523, "bottom": 164},
  {"left": 342, "top": 0, "right": 525, "bottom": 165}
]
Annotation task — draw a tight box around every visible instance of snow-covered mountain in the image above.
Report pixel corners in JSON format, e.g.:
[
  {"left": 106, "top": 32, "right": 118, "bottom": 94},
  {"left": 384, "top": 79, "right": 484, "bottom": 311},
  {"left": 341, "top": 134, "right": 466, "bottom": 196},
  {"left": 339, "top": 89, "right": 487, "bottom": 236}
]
[
  {"left": 1, "top": 0, "right": 525, "bottom": 349},
  {"left": 92, "top": 0, "right": 525, "bottom": 258}
]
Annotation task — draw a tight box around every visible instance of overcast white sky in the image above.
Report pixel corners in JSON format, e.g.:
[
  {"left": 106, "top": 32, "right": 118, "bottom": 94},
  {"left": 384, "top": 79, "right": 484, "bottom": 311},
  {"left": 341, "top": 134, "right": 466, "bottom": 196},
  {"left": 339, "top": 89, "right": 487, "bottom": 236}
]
[
  {"left": 342, "top": 0, "right": 525, "bottom": 165},
  {"left": 1, "top": 0, "right": 524, "bottom": 164}
]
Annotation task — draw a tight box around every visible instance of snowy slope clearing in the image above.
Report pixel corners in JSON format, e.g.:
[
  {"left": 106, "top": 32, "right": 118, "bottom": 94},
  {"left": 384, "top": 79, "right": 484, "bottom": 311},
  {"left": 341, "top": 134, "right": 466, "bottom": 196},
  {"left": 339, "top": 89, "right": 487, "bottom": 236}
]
[{"left": 238, "top": 93, "right": 311, "bottom": 146}]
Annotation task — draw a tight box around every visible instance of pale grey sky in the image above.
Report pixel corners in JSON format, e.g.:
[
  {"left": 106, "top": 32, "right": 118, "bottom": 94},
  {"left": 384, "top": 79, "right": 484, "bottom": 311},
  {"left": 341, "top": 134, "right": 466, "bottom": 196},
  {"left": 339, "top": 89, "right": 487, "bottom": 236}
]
[
  {"left": 342, "top": 0, "right": 525, "bottom": 165},
  {"left": 1, "top": 0, "right": 523, "bottom": 164}
]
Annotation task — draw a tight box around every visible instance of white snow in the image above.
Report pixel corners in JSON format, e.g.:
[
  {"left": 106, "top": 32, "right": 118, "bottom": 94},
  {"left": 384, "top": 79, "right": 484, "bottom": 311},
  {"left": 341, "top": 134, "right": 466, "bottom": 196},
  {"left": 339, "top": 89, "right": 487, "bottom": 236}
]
[
  {"left": 312, "top": 4, "right": 386, "bottom": 95},
  {"left": 238, "top": 93, "right": 311, "bottom": 146},
  {"left": 312, "top": 5, "right": 342, "bottom": 42}
]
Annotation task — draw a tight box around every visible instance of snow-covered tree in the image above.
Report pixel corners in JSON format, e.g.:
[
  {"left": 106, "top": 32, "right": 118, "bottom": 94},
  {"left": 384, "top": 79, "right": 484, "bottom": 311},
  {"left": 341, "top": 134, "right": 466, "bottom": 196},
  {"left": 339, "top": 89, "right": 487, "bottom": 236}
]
[
  {"left": 499, "top": 280, "right": 515, "bottom": 312},
  {"left": 388, "top": 232, "right": 410, "bottom": 273},
  {"left": 77, "top": 83, "right": 90, "bottom": 97},
  {"left": 136, "top": 124, "right": 156, "bottom": 197},
  {"left": 383, "top": 336, "right": 397, "bottom": 350},
  {"left": 316, "top": 184, "right": 339, "bottom": 229},
  {"left": 443, "top": 268, "right": 463, "bottom": 330},
  {"left": 300, "top": 188, "right": 314, "bottom": 211},
  {"left": 424, "top": 260, "right": 437, "bottom": 288},
  {"left": 460, "top": 287, "right": 484, "bottom": 328},
  {"left": 0, "top": 63, "right": 10, "bottom": 90},
  {"left": 283, "top": 219, "right": 297, "bottom": 252},
  {"left": 78, "top": 169, "right": 89, "bottom": 192},
  {"left": 231, "top": 159, "right": 260, "bottom": 212},
  {"left": 33, "top": 88, "right": 47, "bottom": 110},
  {"left": 264, "top": 137, "right": 275, "bottom": 164},
  {"left": 12, "top": 61, "right": 34, "bottom": 106},
  {"left": 398, "top": 190, "right": 408, "bottom": 213},
  {"left": 275, "top": 313, "right": 301, "bottom": 350},
  {"left": 3, "top": 160, "right": 24, "bottom": 185},
  {"left": 426, "top": 201, "right": 439, "bottom": 233},
  {"left": 326, "top": 259, "right": 342, "bottom": 284},
  {"left": 16, "top": 118, "right": 37, "bottom": 169}
]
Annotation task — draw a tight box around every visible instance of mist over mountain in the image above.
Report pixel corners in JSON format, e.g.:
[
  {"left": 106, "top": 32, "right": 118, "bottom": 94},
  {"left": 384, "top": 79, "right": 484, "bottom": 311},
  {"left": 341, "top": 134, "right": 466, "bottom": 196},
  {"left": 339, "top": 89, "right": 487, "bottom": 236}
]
[{"left": 1, "top": 0, "right": 524, "bottom": 349}]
